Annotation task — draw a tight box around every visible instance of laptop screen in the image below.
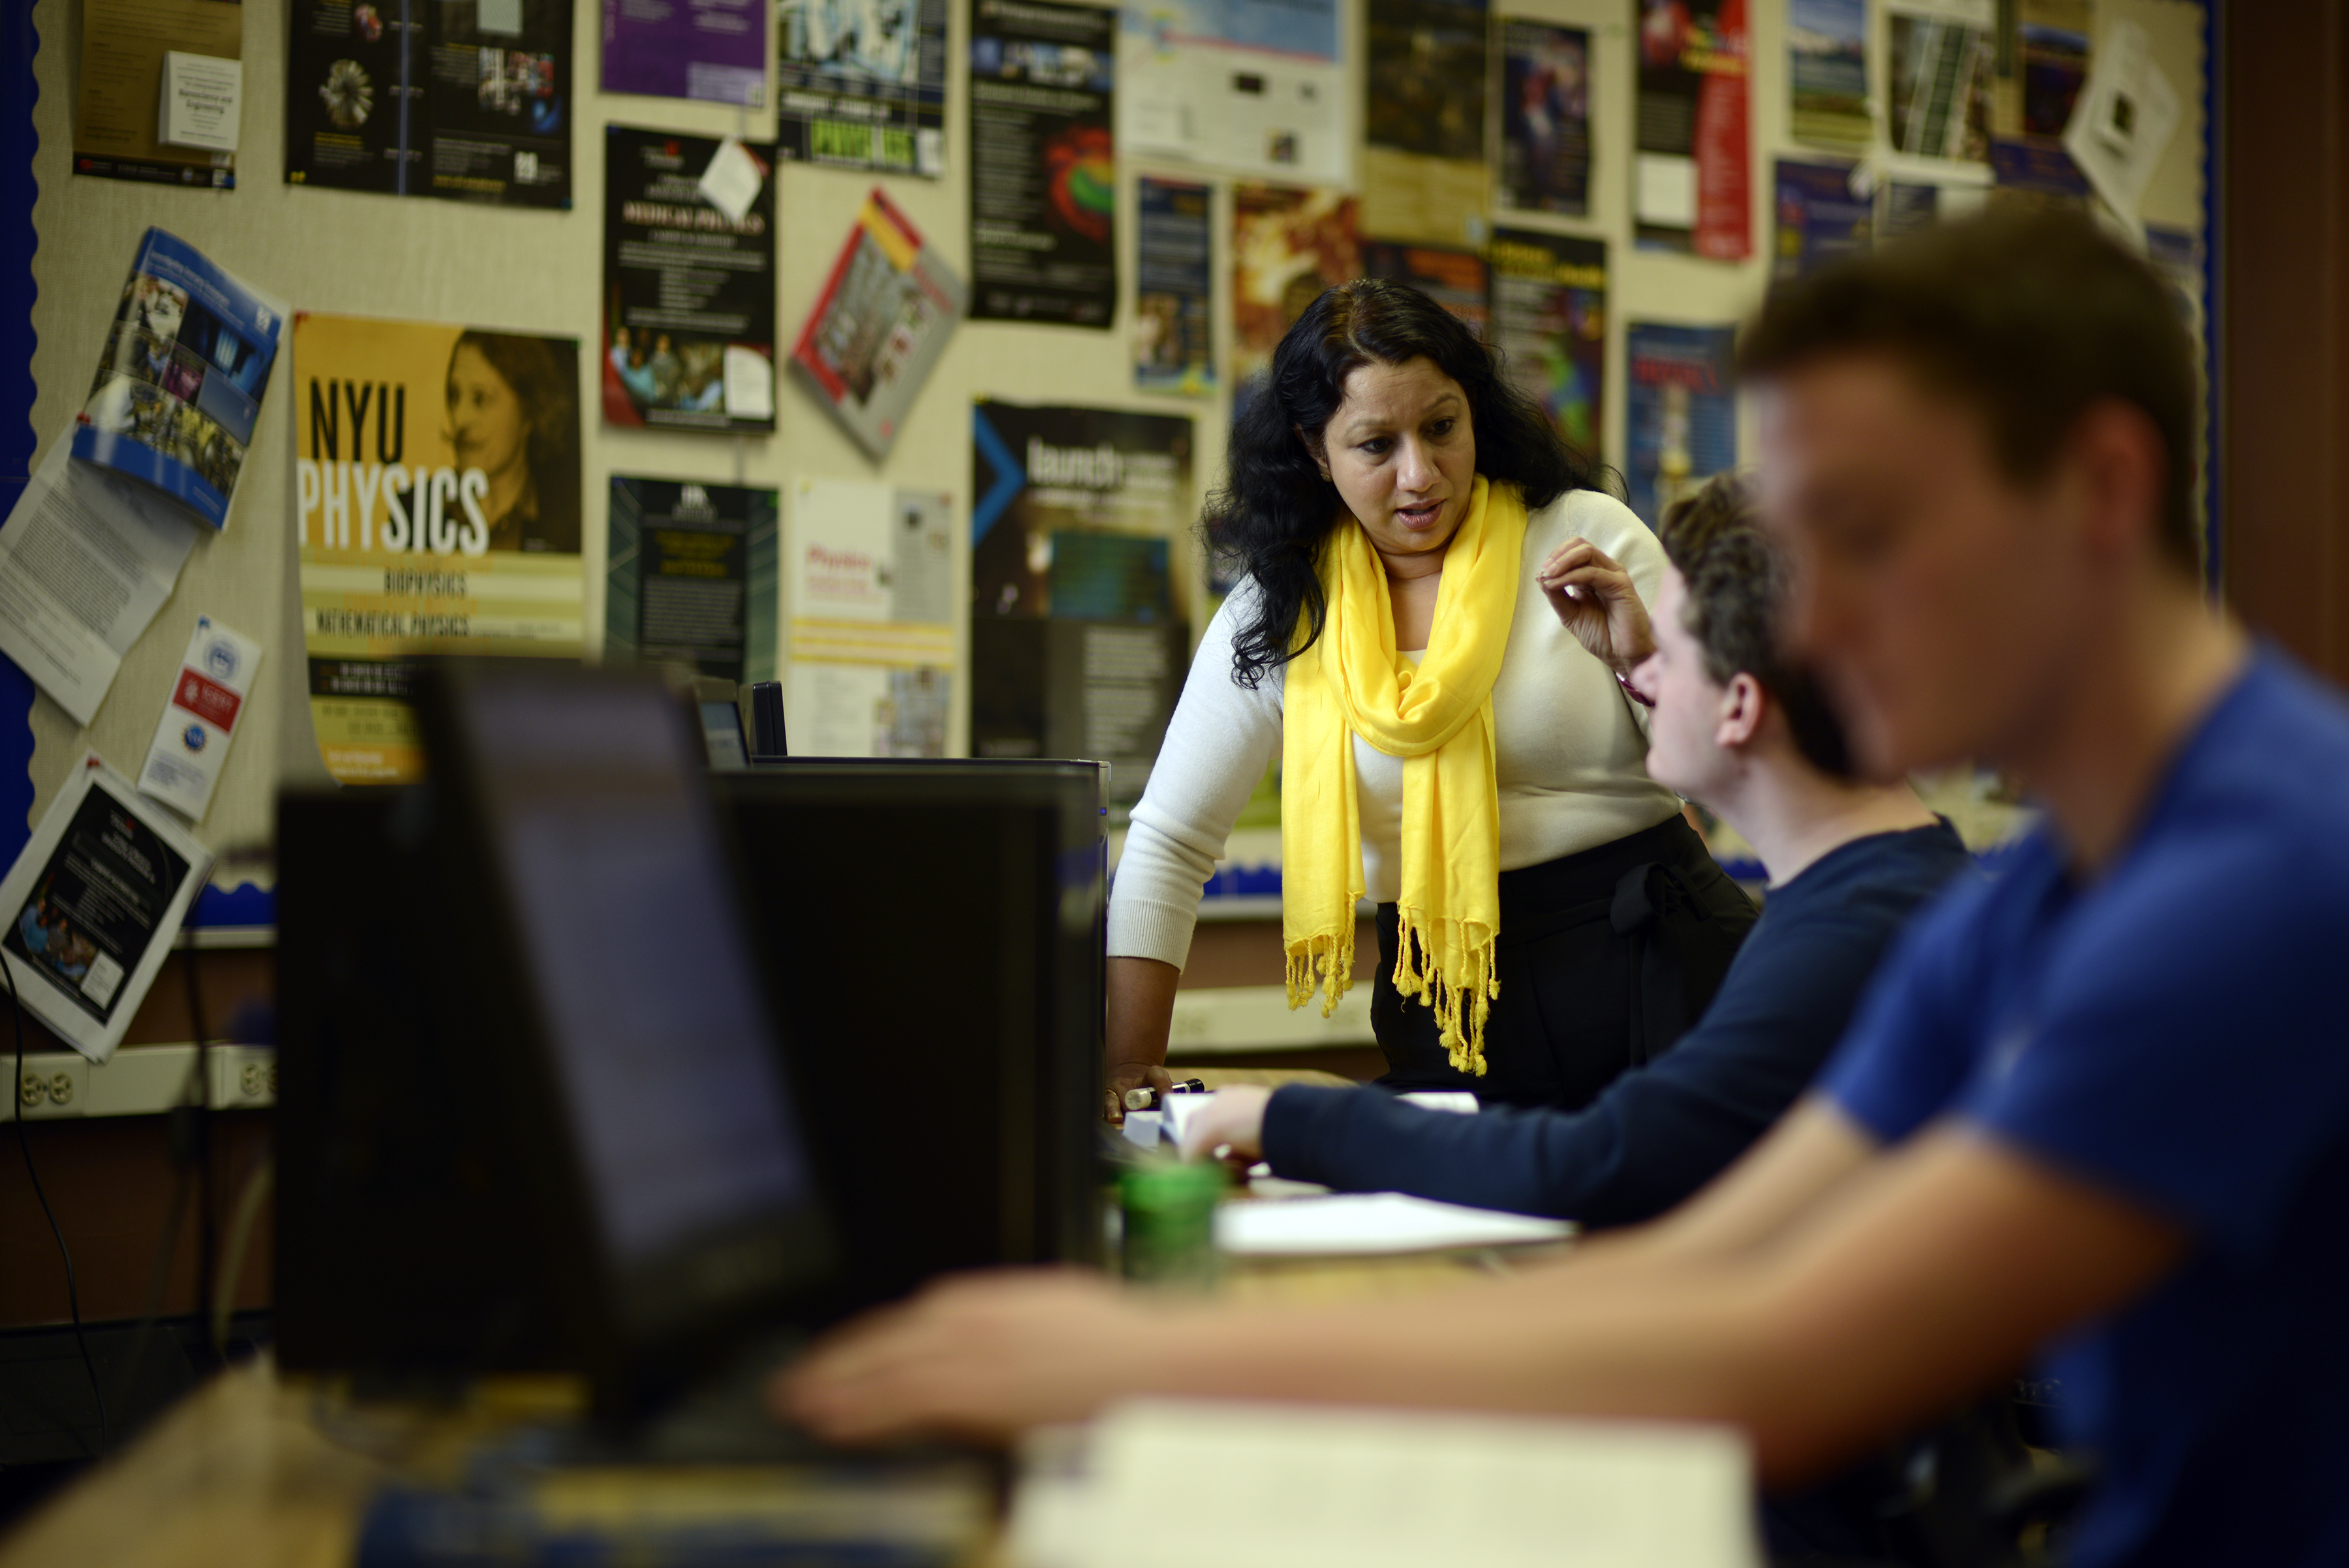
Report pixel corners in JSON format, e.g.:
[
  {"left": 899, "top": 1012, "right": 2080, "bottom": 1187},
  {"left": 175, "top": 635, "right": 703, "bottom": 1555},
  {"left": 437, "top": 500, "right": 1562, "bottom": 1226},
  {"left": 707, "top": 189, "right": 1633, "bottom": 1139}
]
[{"left": 460, "top": 676, "right": 812, "bottom": 1267}]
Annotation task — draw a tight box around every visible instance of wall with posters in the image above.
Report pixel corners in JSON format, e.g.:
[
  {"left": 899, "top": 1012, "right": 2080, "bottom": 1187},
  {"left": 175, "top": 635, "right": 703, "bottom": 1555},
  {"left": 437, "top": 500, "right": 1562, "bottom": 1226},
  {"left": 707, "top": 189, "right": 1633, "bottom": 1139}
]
[{"left": 18, "top": 0, "right": 2212, "bottom": 869}]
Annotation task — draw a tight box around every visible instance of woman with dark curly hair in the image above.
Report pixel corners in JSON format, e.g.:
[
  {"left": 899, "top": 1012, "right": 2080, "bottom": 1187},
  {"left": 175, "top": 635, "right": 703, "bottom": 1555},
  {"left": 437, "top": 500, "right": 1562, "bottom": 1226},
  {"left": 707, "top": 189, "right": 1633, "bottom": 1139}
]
[{"left": 1107, "top": 280, "right": 1755, "bottom": 1117}]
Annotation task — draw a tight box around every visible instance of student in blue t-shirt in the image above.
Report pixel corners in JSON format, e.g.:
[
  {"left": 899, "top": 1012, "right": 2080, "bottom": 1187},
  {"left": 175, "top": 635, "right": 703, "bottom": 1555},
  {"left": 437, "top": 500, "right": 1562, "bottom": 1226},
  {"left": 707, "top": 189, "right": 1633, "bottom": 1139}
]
[
  {"left": 776, "top": 209, "right": 2349, "bottom": 1568},
  {"left": 1173, "top": 472, "right": 1974, "bottom": 1225}
]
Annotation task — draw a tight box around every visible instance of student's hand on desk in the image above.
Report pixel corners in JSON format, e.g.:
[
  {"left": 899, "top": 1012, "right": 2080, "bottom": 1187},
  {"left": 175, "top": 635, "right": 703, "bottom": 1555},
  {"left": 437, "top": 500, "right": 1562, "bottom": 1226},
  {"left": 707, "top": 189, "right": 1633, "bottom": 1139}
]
[
  {"left": 1105, "top": 1060, "right": 1174, "bottom": 1122},
  {"left": 1536, "top": 538, "right": 1653, "bottom": 673},
  {"left": 774, "top": 1269, "right": 1153, "bottom": 1443},
  {"left": 1178, "top": 1085, "right": 1270, "bottom": 1163}
]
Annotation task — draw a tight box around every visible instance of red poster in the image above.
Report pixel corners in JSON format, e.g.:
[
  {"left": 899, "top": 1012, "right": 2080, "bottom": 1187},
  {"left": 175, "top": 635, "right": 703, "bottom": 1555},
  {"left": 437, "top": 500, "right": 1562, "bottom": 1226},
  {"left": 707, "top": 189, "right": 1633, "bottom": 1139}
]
[
  {"left": 1634, "top": 0, "right": 1751, "bottom": 260},
  {"left": 1693, "top": 0, "right": 1751, "bottom": 260}
]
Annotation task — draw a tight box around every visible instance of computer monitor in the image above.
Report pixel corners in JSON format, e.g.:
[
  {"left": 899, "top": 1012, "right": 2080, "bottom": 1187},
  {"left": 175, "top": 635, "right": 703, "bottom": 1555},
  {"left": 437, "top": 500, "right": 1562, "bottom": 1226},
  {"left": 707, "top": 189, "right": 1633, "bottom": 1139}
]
[{"left": 709, "top": 760, "right": 1106, "bottom": 1317}]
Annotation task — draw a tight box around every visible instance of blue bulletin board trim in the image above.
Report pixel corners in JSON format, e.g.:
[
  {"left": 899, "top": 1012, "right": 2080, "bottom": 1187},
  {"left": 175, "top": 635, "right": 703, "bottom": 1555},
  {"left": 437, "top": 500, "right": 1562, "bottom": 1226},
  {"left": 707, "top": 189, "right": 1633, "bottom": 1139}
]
[{"left": 0, "top": 0, "right": 42, "bottom": 872}]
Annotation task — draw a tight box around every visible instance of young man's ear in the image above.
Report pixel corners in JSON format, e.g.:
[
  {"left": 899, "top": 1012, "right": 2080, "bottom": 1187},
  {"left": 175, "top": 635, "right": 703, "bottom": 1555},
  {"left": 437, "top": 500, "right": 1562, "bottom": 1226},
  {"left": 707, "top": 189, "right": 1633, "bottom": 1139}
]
[
  {"left": 1715, "top": 671, "right": 1767, "bottom": 752},
  {"left": 1295, "top": 423, "right": 1332, "bottom": 482},
  {"left": 2065, "top": 398, "right": 2170, "bottom": 566}
]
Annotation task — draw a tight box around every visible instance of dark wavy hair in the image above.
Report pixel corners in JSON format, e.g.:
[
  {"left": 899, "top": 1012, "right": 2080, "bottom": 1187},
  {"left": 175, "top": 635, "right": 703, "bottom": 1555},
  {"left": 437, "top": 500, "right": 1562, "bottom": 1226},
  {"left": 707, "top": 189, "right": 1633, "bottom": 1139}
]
[{"left": 1205, "top": 279, "right": 1610, "bottom": 688}]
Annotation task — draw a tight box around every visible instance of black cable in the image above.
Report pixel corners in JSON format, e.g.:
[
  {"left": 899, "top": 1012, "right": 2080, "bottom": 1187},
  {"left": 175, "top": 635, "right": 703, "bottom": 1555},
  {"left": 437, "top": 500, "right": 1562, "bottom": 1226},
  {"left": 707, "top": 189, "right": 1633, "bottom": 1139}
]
[{"left": 5, "top": 953, "right": 108, "bottom": 1454}]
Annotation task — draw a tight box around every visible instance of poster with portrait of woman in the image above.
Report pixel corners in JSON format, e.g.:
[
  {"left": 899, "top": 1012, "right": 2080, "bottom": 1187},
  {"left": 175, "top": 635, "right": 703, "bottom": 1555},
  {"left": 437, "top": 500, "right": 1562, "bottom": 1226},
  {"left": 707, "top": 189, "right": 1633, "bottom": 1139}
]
[{"left": 292, "top": 311, "right": 585, "bottom": 785}]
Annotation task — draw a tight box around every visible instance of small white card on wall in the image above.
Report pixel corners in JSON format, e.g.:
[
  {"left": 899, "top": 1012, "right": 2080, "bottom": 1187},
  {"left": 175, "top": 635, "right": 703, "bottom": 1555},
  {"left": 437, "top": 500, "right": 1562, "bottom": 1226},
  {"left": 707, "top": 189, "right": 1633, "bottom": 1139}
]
[
  {"left": 157, "top": 52, "right": 243, "bottom": 153},
  {"left": 138, "top": 617, "right": 262, "bottom": 823}
]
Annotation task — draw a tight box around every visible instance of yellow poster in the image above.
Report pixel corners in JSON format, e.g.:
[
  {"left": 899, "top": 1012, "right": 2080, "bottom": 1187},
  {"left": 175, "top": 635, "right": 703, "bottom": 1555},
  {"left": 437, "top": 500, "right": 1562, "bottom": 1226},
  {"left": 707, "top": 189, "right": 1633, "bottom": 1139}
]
[{"left": 292, "top": 312, "right": 585, "bottom": 784}]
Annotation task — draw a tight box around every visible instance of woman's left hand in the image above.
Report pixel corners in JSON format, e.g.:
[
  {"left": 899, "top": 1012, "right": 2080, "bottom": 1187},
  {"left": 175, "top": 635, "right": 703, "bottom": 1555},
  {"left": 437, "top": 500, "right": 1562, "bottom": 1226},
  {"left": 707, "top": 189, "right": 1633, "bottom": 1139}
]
[{"left": 1536, "top": 538, "right": 1654, "bottom": 674}]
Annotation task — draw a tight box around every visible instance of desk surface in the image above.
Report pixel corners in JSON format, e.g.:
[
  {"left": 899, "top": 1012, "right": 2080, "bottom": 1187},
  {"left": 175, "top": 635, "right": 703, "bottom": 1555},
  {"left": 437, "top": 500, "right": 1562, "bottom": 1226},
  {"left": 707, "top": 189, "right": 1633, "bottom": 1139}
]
[{"left": 0, "top": 1070, "right": 1539, "bottom": 1568}]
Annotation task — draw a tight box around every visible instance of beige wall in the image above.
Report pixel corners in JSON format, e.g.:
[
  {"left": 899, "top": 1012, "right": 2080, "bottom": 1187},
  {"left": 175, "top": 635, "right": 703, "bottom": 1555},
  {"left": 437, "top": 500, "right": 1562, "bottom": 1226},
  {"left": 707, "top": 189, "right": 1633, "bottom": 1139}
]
[{"left": 23, "top": 0, "right": 2209, "bottom": 870}]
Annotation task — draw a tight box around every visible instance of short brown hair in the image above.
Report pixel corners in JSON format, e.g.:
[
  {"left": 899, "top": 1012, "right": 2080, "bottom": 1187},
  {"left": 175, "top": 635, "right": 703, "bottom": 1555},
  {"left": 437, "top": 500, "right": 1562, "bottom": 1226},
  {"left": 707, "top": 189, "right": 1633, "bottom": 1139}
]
[
  {"left": 1737, "top": 206, "right": 2201, "bottom": 573},
  {"left": 1659, "top": 472, "right": 1852, "bottom": 780}
]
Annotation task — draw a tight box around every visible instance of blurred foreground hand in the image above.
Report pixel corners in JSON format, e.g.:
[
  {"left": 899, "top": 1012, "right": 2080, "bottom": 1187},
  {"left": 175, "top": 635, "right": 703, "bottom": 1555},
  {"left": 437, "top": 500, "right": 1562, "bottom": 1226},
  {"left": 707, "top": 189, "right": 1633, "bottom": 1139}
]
[
  {"left": 1176, "top": 1085, "right": 1271, "bottom": 1163},
  {"left": 771, "top": 1270, "right": 1158, "bottom": 1443}
]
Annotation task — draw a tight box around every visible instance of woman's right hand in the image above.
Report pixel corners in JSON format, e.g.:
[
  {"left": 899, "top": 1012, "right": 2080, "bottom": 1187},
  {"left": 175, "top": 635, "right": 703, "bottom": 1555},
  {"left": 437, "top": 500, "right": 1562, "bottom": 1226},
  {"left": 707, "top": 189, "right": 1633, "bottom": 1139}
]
[{"left": 1105, "top": 1060, "right": 1175, "bottom": 1123}]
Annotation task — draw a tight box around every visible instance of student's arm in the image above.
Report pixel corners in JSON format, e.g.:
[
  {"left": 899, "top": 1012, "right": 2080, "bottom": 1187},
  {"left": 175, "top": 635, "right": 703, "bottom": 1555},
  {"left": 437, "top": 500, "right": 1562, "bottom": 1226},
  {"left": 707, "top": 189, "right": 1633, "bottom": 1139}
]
[{"left": 776, "top": 1108, "right": 2183, "bottom": 1485}]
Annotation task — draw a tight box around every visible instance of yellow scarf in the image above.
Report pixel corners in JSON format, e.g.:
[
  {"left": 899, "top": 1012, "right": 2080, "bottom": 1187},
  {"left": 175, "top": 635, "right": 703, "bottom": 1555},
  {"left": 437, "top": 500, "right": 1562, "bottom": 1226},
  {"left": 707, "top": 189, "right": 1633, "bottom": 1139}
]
[{"left": 1282, "top": 475, "right": 1524, "bottom": 1076}]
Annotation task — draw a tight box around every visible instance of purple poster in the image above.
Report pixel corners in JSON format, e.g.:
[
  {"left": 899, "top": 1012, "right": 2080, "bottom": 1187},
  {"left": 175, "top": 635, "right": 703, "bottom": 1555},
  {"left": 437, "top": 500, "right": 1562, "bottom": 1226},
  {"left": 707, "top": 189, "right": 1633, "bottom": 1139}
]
[{"left": 602, "top": 0, "right": 767, "bottom": 107}]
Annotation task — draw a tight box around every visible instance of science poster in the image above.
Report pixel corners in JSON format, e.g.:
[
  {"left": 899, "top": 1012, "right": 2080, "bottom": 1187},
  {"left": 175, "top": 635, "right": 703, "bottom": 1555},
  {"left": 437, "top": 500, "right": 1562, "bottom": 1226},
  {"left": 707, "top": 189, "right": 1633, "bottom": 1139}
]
[
  {"left": 1231, "top": 184, "right": 1359, "bottom": 388},
  {"left": 1488, "top": 230, "right": 1604, "bottom": 458},
  {"left": 776, "top": 0, "right": 947, "bottom": 176},
  {"left": 75, "top": 0, "right": 242, "bottom": 187},
  {"left": 1362, "top": 0, "right": 1489, "bottom": 246},
  {"left": 602, "top": 127, "right": 778, "bottom": 434},
  {"left": 606, "top": 476, "right": 779, "bottom": 686},
  {"left": 1625, "top": 324, "right": 1736, "bottom": 527},
  {"left": 1772, "top": 159, "right": 1871, "bottom": 281},
  {"left": 968, "top": 0, "right": 1116, "bottom": 327},
  {"left": 292, "top": 312, "right": 585, "bottom": 784},
  {"left": 1886, "top": 0, "right": 1993, "bottom": 164},
  {"left": 970, "top": 401, "right": 1192, "bottom": 822},
  {"left": 1499, "top": 20, "right": 1590, "bottom": 218},
  {"left": 602, "top": 0, "right": 765, "bottom": 106},
  {"left": 1118, "top": 0, "right": 1344, "bottom": 183},
  {"left": 1789, "top": 0, "right": 1869, "bottom": 151},
  {"left": 785, "top": 478, "right": 953, "bottom": 758},
  {"left": 1633, "top": 0, "right": 1749, "bottom": 258},
  {"left": 1135, "top": 177, "right": 1216, "bottom": 396},
  {"left": 1361, "top": 241, "right": 1489, "bottom": 337},
  {"left": 286, "top": 0, "right": 573, "bottom": 206}
]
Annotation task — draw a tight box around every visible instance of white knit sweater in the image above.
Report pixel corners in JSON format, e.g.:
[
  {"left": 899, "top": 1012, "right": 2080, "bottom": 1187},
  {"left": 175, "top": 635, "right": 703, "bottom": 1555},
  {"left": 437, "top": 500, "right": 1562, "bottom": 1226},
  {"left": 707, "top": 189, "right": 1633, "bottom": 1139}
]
[{"left": 1108, "top": 487, "right": 1683, "bottom": 970}]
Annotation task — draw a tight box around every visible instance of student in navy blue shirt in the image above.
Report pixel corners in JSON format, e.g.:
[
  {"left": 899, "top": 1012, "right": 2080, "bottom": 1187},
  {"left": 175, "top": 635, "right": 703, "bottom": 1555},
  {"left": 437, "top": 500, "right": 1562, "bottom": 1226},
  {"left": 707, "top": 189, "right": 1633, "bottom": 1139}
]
[
  {"left": 779, "top": 209, "right": 2349, "bottom": 1568},
  {"left": 1177, "top": 473, "right": 1973, "bottom": 1224}
]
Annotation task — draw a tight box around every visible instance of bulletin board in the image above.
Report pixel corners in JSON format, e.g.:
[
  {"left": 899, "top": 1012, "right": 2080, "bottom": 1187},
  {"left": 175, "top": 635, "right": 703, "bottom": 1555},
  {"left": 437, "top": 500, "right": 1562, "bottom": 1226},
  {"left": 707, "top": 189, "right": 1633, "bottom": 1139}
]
[{"left": 10, "top": 0, "right": 2215, "bottom": 893}]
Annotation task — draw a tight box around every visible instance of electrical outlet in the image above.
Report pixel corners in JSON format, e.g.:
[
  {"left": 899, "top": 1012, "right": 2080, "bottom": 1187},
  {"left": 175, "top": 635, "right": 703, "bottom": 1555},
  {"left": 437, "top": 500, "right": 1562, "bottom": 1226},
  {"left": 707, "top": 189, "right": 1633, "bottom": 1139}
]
[
  {"left": 14, "top": 1054, "right": 87, "bottom": 1119},
  {"left": 209, "top": 1045, "right": 277, "bottom": 1108}
]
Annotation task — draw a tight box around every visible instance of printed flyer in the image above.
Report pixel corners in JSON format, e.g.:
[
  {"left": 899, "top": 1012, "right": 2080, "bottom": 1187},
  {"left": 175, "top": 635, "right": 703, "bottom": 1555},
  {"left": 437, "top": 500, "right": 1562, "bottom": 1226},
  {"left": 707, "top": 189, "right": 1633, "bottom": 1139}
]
[
  {"left": 286, "top": 0, "right": 573, "bottom": 207},
  {"left": 1362, "top": 0, "right": 1489, "bottom": 246},
  {"left": 1118, "top": 0, "right": 1343, "bottom": 183},
  {"left": 1361, "top": 241, "right": 1488, "bottom": 337},
  {"left": 293, "top": 311, "right": 586, "bottom": 784},
  {"left": 1134, "top": 177, "right": 1215, "bottom": 396},
  {"left": 602, "top": 127, "right": 778, "bottom": 434},
  {"left": 968, "top": 0, "right": 1116, "bottom": 326},
  {"left": 776, "top": 0, "right": 946, "bottom": 175},
  {"left": 1772, "top": 158, "right": 1872, "bottom": 282},
  {"left": 788, "top": 189, "right": 967, "bottom": 459},
  {"left": 1499, "top": 20, "right": 1590, "bottom": 217},
  {"left": 1625, "top": 324, "right": 1737, "bottom": 527},
  {"left": 74, "top": 0, "right": 242, "bottom": 187},
  {"left": 1488, "top": 229, "right": 1605, "bottom": 457},
  {"left": 784, "top": 477, "right": 953, "bottom": 758},
  {"left": 78, "top": 227, "right": 284, "bottom": 529},
  {"left": 1788, "top": 0, "right": 1869, "bottom": 151},
  {"left": 1231, "top": 183, "right": 1359, "bottom": 388},
  {"left": 606, "top": 476, "right": 779, "bottom": 686},
  {"left": 1634, "top": 0, "right": 1750, "bottom": 258},
  {"left": 603, "top": 0, "right": 766, "bottom": 106},
  {"left": 1887, "top": 0, "right": 1994, "bottom": 165}
]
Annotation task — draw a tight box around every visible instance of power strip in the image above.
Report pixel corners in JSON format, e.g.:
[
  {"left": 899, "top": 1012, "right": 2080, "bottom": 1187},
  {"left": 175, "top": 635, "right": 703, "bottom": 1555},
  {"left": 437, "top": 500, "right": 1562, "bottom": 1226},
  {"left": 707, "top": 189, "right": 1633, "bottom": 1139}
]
[{"left": 8, "top": 1042, "right": 277, "bottom": 1120}]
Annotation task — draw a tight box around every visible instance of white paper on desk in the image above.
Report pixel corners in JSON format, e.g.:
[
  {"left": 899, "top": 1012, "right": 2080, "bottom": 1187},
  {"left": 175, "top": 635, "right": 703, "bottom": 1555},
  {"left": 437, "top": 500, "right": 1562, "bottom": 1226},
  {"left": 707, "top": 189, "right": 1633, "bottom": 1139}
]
[
  {"left": 1216, "top": 1192, "right": 1573, "bottom": 1256},
  {"left": 1041, "top": 1400, "right": 1762, "bottom": 1568},
  {"left": 0, "top": 440, "right": 202, "bottom": 727}
]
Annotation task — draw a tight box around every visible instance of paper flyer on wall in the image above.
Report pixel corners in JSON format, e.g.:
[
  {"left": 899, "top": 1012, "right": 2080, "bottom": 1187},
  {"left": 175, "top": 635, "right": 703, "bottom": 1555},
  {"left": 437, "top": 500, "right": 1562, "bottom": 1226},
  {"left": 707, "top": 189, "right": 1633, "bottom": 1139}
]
[
  {"left": 607, "top": 476, "right": 778, "bottom": 685},
  {"left": 0, "top": 757, "right": 211, "bottom": 1065},
  {"left": 1231, "top": 185, "right": 1359, "bottom": 388},
  {"left": 1362, "top": 241, "right": 1488, "bottom": 336},
  {"left": 970, "top": 403, "right": 1191, "bottom": 820},
  {"left": 1118, "top": 0, "right": 1343, "bottom": 184},
  {"left": 788, "top": 189, "right": 967, "bottom": 461},
  {"left": 1134, "top": 177, "right": 1216, "bottom": 397},
  {"left": 2058, "top": 18, "right": 2179, "bottom": 223},
  {"left": 1788, "top": 0, "right": 1868, "bottom": 152},
  {"left": 1987, "top": 0, "right": 2089, "bottom": 190},
  {"left": 74, "top": 0, "right": 241, "bottom": 187},
  {"left": 77, "top": 228, "right": 284, "bottom": 530},
  {"left": 294, "top": 312, "right": 585, "bottom": 784},
  {"left": 1361, "top": 0, "right": 1488, "bottom": 247},
  {"left": 602, "top": 127, "right": 778, "bottom": 434},
  {"left": 1488, "top": 230, "right": 1605, "bottom": 458},
  {"left": 602, "top": 0, "right": 766, "bottom": 106},
  {"left": 776, "top": 0, "right": 946, "bottom": 175},
  {"left": 285, "top": 0, "right": 573, "bottom": 207},
  {"left": 785, "top": 478, "right": 952, "bottom": 757},
  {"left": 1886, "top": 0, "right": 1993, "bottom": 166},
  {"left": 1772, "top": 159, "right": 1871, "bottom": 281},
  {"left": 1634, "top": 0, "right": 1750, "bottom": 258},
  {"left": 0, "top": 438, "right": 204, "bottom": 728},
  {"left": 968, "top": 0, "right": 1116, "bottom": 327},
  {"left": 1498, "top": 20, "right": 1590, "bottom": 218},
  {"left": 1625, "top": 324, "right": 1736, "bottom": 527},
  {"left": 136, "top": 615, "right": 262, "bottom": 823}
]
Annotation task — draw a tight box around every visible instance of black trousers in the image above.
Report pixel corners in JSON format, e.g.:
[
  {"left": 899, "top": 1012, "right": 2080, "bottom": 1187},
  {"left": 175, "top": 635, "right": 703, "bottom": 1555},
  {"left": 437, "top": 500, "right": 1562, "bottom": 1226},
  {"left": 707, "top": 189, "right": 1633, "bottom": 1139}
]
[{"left": 1370, "top": 814, "right": 1758, "bottom": 1109}]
